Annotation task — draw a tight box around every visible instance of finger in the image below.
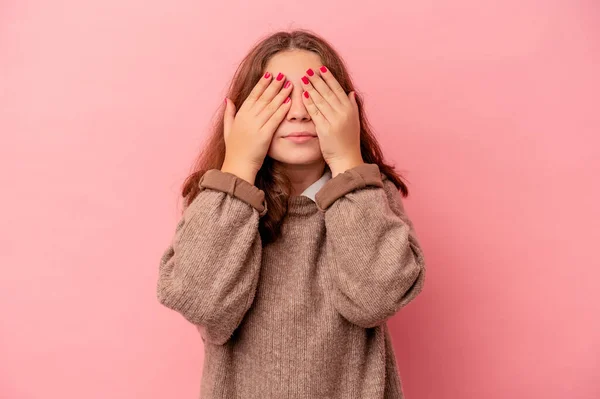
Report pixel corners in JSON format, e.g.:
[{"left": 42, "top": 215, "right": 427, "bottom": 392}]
[
  {"left": 223, "top": 97, "right": 236, "bottom": 141},
  {"left": 240, "top": 72, "right": 273, "bottom": 113},
  {"left": 261, "top": 95, "right": 292, "bottom": 136},
  {"left": 301, "top": 90, "right": 328, "bottom": 128},
  {"left": 257, "top": 79, "right": 293, "bottom": 126},
  {"left": 317, "top": 65, "right": 350, "bottom": 105},
  {"left": 300, "top": 74, "right": 336, "bottom": 121},
  {"left": 349, "top": 91, "right": 358, "bottom": 111},
  {"left": 252, "top": 72, "right": 287, "bottom": 115},
  {"left": 305, "top": 67, "right": 343, "bottom": 111}
]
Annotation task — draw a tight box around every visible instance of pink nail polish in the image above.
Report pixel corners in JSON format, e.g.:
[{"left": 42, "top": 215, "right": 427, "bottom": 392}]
[
  {"left": 284, "top": 97, "right": 291, "bottom": 104},
  {"left": 301, "top": 76, "right": 309, "bottom": 84},
  {"left": 303, "top": 91, "right": 309, "bottom": 99},
  {"left": 306, "top": 68, "right": 314, "bottom": 77},
  {"left": 284, "top": 81, "right": 291, "bottom": 88},
  {"left": 264, "top": 72, "right": 271, "bottom": 79},
  {"left": 276, "top": 72, "right": 284, "bottom": 81},
  {"left": 320, "top": 66, "right": 328, "bottom": 73}
]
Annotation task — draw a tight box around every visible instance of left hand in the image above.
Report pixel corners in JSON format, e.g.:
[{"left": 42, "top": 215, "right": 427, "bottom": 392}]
[{"left": 301, "top": 66, "right": 364, "bottom": 176}]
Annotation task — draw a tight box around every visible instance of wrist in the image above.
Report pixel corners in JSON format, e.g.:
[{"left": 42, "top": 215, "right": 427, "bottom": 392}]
[
  {"left": 221, "top": 161, "right": 258, "bottom": 185},
  {"left": 329, "top": 156, "right": 365, "bottom": 178}
]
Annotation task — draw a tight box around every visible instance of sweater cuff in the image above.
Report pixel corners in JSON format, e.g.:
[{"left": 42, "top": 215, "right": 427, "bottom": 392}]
[
  {"left": 315, "top": 163, "right": 384, "bottom": 211},
  {"left": 198, "top": 169, "right": 268, "bottom": 217}
]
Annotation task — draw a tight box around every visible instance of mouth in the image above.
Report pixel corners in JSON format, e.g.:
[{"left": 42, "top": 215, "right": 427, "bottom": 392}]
[
  {"left": 283, "top": 132, "right": 318, "bottom": 144},
  {"left": 283, "top": 131, "right": 317, "bottom": 138}
]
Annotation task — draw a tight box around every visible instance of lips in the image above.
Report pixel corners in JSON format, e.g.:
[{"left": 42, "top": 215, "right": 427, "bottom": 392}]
[
  {"left": 284, "top": 131, "right": 317, "bottom": 138},
  {"left": 284, "top": 135, "right": 317, "bottom": 144}
]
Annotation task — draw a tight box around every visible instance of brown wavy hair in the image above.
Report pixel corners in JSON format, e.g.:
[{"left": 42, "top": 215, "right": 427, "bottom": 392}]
[{"left": 181, "top": 29, "right": 410, "bottom": 245}]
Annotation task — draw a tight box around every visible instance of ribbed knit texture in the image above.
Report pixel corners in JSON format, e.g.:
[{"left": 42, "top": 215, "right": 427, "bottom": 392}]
[{"left": 157, "top": 163, "right": 426, "bottom": 399}]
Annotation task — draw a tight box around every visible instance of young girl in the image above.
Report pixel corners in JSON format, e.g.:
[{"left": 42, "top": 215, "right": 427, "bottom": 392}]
[{"left": 157, "top": 30, "right": 427, "bottom": 399}]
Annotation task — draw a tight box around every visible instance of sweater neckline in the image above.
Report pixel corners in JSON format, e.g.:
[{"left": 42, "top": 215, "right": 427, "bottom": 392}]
[{"left": 286, "top": 195, "right": 320, "bottom": 216}]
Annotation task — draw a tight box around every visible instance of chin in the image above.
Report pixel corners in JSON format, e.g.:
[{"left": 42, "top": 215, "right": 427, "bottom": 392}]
[{"left": 268, "top": 148, "right": 324, "bottom": 166}]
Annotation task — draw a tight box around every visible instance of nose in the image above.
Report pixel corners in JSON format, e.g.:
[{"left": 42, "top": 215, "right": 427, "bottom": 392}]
[{"left": 285, "top": 85, "right": 311, "bottom": 122}]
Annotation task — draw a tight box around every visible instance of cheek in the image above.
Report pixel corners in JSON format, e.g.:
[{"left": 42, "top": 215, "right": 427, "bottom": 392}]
[{"left": 267, "top": 137, "right": 287, "bottom": 155}]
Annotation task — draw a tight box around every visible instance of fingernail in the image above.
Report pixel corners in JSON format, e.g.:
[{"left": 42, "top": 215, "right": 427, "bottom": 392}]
[
  {"left": 264, "top": 72, "right": 271, "bottom": 79},
  {"left": 306, "top": 68, "right": 314, "bottom": 77},
  {"left": 284, "top": 81, "right": 291, "bottom": 88},
  {"left": 320, "top": 66, "right": 328, "bottom": 73},
  {"left": 276, "top": 72, "right": 284, "bottom": 81},
  {"left": 303, "top": 91, "right": 309, "bottom": 98},
  {"left": 284, "top": 97, "right": 291, "bottom": 104},
  {"left": 301, "top": 76, "right": 309, "bottom": 84}
]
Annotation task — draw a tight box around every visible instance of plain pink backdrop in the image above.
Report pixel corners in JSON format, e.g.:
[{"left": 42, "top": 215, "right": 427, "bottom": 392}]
[{"left": 1, "top": 0, "right": 598, "bottom": 398}]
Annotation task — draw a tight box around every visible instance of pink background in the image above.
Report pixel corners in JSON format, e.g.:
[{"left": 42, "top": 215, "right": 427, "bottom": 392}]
[{"left": 1, "top": 0, "right": 598, "bottom": 398}]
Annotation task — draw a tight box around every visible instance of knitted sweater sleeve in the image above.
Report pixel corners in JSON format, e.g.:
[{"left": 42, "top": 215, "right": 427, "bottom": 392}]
[
  {"left": 157, "top": 169, "right": 266, "bottom": 345},
  {"left": 315, "top": 163, "right": 426, "bottom": 328}
]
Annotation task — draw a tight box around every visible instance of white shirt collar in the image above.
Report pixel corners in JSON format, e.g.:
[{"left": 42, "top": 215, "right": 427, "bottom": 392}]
[{"left": 300, "top": 168, "right": 332, "bottom": 202}]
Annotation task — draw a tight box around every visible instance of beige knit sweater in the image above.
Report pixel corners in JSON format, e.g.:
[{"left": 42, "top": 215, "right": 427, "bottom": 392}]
[{"left": 157, "top": 163, "right": 426, "bottom": 399}]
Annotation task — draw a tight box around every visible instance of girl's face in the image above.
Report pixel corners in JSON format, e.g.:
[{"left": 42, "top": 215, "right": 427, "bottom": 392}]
[{"left": 264, "top": 50, "right": 324, "bottom": 166}]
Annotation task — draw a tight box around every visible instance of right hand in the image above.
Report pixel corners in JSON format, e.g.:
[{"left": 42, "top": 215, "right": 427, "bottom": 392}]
[{"left": 222, "top": 72, "right": 293, "bottom": 184}]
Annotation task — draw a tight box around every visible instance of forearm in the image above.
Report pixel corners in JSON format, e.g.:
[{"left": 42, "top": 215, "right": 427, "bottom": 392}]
[
  {"left": 316, "top": 164, "right": 426, "bottom": 328},
  {"left": 157, "top": 169, "right": 266, "bottom": 344}
]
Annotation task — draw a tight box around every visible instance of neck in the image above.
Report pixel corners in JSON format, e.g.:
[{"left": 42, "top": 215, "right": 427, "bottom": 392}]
[{"left": 278, "top": 160, "right": 327, "bottom": 197}]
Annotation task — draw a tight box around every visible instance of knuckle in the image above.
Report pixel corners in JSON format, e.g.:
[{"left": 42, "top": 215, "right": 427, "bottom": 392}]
[
  {"left": 256, "top": 97, "right": 268, "bottom": 107},
  {"left": 266, "top": 103, "right": 278, "bottom": 114},
  {"left": 249, "top": 94, "right": 261, "bottom": 104}
]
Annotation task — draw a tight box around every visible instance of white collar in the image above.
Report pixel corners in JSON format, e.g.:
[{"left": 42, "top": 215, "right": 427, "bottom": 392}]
[{"left": 300, "top": 168, "right": 332, "bottom": 202}]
